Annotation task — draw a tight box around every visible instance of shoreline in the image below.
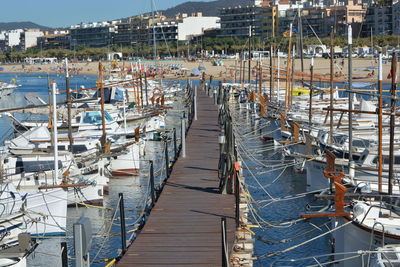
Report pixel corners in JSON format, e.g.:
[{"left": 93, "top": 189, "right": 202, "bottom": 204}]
[{"left": 0, "top": 58, "right": 394, "bottom": 83}]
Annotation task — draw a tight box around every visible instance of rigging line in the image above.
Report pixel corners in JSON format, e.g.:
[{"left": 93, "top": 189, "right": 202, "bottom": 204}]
[
  {"left": 91, "top": 196, "right": 121, "bottom": 263},
  {"left": 237, "top": 154, "right": 275, "bottom": 200},
  {"left": 256, "top": 221, "right": 331, "bottom": 245},
  {"left": 258, "top": 220, "right": 353, "bottom": 259},
  {"left": 302, "top": 16, "right": 323, "bottom": 46},
  {"left": 256, "top": 188, "right": 327, "bottom": 205}
]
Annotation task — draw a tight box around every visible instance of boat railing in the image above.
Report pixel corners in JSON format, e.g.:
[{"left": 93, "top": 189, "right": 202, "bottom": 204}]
[
  {"left": 367, "top": 221, "right": 385, "bottom": 266},
  {"left": 359, "top": 196, "right": 400, "bottom": 226}
]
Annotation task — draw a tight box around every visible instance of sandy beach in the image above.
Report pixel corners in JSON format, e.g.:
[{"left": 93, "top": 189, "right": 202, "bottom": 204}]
[{"left": 0, "top": 57, "right": 394, "bottom": 83}]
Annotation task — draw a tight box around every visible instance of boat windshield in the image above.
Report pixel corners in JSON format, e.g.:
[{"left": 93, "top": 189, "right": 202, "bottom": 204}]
[{"left": 82, "top": 111, "right": 113, "bottom": 124}]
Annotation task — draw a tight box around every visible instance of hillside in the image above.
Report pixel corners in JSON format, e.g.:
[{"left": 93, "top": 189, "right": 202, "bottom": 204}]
[
  {"left": 162, "top": 0, "right": 252, "bottom": 17},
  {"left": 0, "top": 22, "right": 51, "bottom": 31}
]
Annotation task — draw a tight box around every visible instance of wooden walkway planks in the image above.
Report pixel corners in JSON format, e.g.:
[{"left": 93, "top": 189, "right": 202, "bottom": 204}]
[{"left": 118, "top": 88, "right": 235, "bottom": 266}]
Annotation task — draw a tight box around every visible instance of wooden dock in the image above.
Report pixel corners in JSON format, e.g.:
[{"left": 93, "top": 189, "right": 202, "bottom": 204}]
[{"left": 118, "top": 88, "right": 236, "bottom": 266}]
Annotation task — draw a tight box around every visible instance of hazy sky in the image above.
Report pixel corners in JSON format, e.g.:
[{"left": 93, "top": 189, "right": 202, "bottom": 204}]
[{"left": 1, "top": 0, "right": 213, "bottom": 28}]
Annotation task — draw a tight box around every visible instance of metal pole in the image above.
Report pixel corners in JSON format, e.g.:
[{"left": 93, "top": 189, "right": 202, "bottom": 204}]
[
  {"left": 270, "top": 44, "right": 273, "bottom": 101},
  {"left": 123, "top": 90, "right": 127, "bottom": 134},
  {"left": 165, "top": 140, "right": 169, "bottom": 178},
  {"left": 173, "top": 128, "right": 178, "bottom": 160},
  {"left": 221, "top": 217, "right": 228, "bottom": 267},
  {"left": 378, "top": 53, "right": 383, "bottom": 193},
  {"left": 329, "top": 30, "right": 334, "bottom": 144},
  {"left": 209, "top": 75, "right": 213, "bottom": 96},
  {"left": 248, "top": 26, "right": 252, "bottom": 86},
  {"left": 61, "top": 242, "right": 68, "bottom": 267},
  {"left": 181, "top": 117, "right": 186, "bottom": 158},
  {"left": 348, "top": 25, "right": 353, "bottom": 164},
  {"left": 309, "top": 57, "right": 314, "bottom": 126},
  {"left": 235, "top": 166, "right": 240, "bottom": 228},
  {"left": 52, "top": 83, "right": 59, "bottom": 184},
  {"left": 388, "top": 51, "right": 397, "bottom": 195},
  {"left": 298, "top": 6, "right": 304, "bottom": 80},
  {"left": 149, "top": 160, "right": 156, "bottom": 204},
  {"left": 119, "top": 193, "right": 127, "bottom": 254},
  {"left": 194, "top": 85, "right": 198, "bottom": 120},
  {"left": 218, "top": 81, "right": 223, "bottom": 105},
  {"left": 65, "top": 58, "right": 73, "bottom": 152}
]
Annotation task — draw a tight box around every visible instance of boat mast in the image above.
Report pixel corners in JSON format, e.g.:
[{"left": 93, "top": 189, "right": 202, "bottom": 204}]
[
  {"left": 308, "top": 57, "right": 314, "bottom": 126},
  {"left": 329, "top": 29, "right": 334, "bottom": 144},
  {"left": 52, "top": 82, "right": 59, "bottom": 185},
  {"left": 270, "top": 44, "right": 274, "bottom": 102},
  {"left": 377, "top": 53, "right": 383, "bottom": 193},
  {"left": 151, "top": 0, "right": 157, "bottom": 60},
  {"left": 277, "top": 49, "right": 280, "bottom": 103},
  {"left": 388, "top": 51, "right": 397, "bottom": 195},
  {"left": 248, "top": 25, "right": 252, "bottom": 86},
  {"left": 285, "top": 23, "right": 293, "bottom": 112},
  {"left": 98, "top": 62, "right": 107, "bottom": 152},
  {"left": 298, "top": 5, "right": 304, "bottom": 81},
  {"left": 348, "top": 25, "right": 353, "bottom": 163},
  {"left": 65, "top": 58, "right": 73, "bottom": 152}
]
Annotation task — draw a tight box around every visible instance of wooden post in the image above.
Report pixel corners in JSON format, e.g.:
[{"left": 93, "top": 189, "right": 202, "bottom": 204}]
[
  {"left": 234, "top": 59, "right": 237, "bottom": 83},
  {"left": 285, "top": 23, "right": 293, "bottom": 112},
  {"left": 144, "top": 71, "right": 148, "bottom": 106},
  {"left": 97, "top": 62, "right": 107, "bottom": 151},
  {"left": 139, "top": 70, "right": 144, "bottom": 107}
]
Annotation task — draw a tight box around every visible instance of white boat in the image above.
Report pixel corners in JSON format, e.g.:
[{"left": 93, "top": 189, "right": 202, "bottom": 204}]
[
  {"left": 0, "top": 82, "right": 19, "bottom": 99},
  {"left": 109, "top": 141, "right": 145, "bottom": 176},
  {"left": 0, "top": 182, "right": 67, "bottom": 236},
  {"left": 332, "top": 200, "right": 400, "bottom": 266}
]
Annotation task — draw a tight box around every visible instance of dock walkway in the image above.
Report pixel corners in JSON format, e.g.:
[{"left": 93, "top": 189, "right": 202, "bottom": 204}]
[{"left": 118, "top": 88, "right": 235, "bottom": 266}]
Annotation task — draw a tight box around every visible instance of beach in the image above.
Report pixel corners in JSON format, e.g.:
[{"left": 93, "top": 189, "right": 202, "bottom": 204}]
[{"left": 0, "top": 57, "right": 393, "bottom": 83}]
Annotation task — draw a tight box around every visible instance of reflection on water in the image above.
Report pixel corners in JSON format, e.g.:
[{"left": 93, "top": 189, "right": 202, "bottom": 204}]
[
  {"left": 232, "top": 107, "right": 331, "bottom": 266},
  {"left": 16, "top": 75, "right": 187, "bottom": 266}
]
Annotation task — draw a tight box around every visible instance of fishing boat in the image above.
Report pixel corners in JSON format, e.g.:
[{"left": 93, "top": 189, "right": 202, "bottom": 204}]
[{"left": 0, "top": 81, "right": 19, "bottom": 99}]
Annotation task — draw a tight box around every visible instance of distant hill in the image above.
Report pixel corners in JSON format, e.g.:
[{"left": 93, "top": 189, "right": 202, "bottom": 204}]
[
  {"left": 162, "top": 0, "right": 252, "bottom": 17},
  {"left": 0, "top": 22, "right": 51, "bottom": 31}
]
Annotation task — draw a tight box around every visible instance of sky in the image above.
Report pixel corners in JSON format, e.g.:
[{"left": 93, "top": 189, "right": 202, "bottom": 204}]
[{"left": 1, "top": 0, "right": 213, "bottom": 28}]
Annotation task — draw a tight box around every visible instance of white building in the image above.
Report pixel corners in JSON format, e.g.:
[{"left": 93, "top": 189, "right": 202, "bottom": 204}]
[
  {"left": 177, "top": 16, "right": 220, "bottom": 41},
  {"left": 7, "top": 30, "right": 23, "bottom": 47},
  {"left": 22, "top": 29, "right": 44, "bottom": 49},
  {"left": 393, "top": 1, "right": 400, "bottom": 35}
]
